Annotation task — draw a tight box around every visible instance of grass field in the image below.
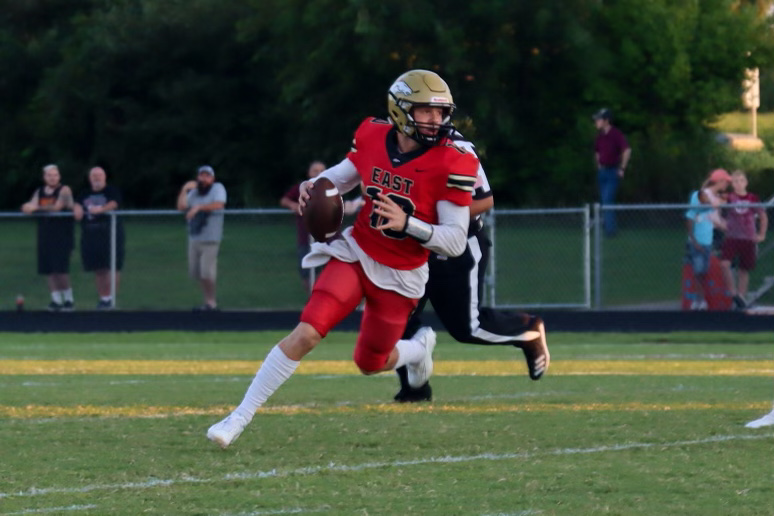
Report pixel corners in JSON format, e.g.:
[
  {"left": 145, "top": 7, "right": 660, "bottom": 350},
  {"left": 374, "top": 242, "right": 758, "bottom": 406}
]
[
  {"left": 1, "top": 330, "right": 773, "bottom": 515},
  {"left": 711, "top": 111, "right": 774, "bottom": 142}
]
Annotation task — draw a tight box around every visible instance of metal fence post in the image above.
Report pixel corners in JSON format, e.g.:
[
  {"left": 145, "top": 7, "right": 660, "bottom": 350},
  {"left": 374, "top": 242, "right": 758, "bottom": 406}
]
[
  {"left": 486, "top": 210, "right": 496, "bottom": 306},
  {"left": 583, "top": 204, "right": 591, "bottom": 309},
  {"left": 110, "top": 212, "right": 117, "bottom": 308},
  {"left": 593, "top": 203, "right": 602, "bottom": 309}
]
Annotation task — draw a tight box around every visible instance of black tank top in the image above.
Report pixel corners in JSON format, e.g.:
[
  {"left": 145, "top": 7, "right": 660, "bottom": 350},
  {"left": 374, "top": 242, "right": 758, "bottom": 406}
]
[
  {"left": 38, "top": 184, "right": 62, "bottom": 208},
  {"left": 35, "top": 184, "right": 74, "bottom": 248}
]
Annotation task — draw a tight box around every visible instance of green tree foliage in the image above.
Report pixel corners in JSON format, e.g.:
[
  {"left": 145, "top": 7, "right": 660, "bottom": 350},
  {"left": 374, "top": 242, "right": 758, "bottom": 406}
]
[
  {"left": 31, "top": 0, "right": 268, "bottom": 206},
  {"left": 588, "top": 0, "right": 774, "bottom": 201},
  {"left": 1, "top": 0, "right": 772, "bottom": 208},
  {"left": 0, "top": 0, "right": 96, "bottom": 207}
]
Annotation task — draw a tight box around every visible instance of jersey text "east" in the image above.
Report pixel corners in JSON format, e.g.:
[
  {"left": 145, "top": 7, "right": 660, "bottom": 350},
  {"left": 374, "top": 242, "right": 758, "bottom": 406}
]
[{"left": 371, "top": 168, "right": 414, "bottom": 195}]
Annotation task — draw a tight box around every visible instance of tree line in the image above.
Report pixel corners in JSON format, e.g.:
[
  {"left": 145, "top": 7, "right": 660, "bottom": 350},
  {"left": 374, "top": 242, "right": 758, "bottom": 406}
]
[{"left": 1, "top": 0, "right": 773, "bottom": 210}]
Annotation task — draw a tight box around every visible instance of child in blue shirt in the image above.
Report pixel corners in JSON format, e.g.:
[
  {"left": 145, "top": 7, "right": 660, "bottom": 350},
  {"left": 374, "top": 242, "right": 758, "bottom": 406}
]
[{"left": 685, "top": 168, "right": 731, "bottom": 309}]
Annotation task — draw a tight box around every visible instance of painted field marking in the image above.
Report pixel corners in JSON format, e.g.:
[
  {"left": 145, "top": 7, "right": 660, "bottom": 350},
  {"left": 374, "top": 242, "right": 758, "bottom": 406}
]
[
  {"left": 481, "top": 511, "right": 542, "bottom": 516},
  {"left": 0, "top": 504, "right": 97, "bottom": 515},
  {"left": 0, "top": 401, "right": 772, "bottom": 420},
  {"left": 221, "top": 508, "right": 329, "bottom": 516},
  {"left": 1, "top": 359, "right": 772, "bottom": 375},
  {"left": 0, "top": 433, "right": 770, "bottom": 501}
]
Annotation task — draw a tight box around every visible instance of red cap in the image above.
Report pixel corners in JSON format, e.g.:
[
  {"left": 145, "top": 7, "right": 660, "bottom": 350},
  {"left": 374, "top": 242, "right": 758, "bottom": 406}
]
[{"left": 709, "top": 168, "right": 731, "bottom": 183}]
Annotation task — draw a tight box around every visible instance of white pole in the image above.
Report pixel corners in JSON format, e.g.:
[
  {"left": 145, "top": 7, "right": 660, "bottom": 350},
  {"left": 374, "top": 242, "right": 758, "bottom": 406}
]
[
  {"left": 583, "top": 204, "right": 591, "bottom": 309},
  {"left": 110, "top": 213, "right": 117, "bottom": 307}
]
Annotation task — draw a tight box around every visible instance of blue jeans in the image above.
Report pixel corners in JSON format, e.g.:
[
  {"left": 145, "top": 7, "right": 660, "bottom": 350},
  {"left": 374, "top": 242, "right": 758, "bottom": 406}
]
[
  {"left": 688, "top": 243, "right": 712, "bottom": 276},
  {"left": 598, "top": 167, "right": 620, "bottom": 236}
]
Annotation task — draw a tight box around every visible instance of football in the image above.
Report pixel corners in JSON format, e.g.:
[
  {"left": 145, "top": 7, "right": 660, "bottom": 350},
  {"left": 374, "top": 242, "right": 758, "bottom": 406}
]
[{"left": 303, "top": 177, "right": 344, "bottom": 242}]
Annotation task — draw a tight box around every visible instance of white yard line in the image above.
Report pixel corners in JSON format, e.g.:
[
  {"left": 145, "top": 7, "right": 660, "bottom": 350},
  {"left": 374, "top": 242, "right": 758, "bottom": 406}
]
[
  {"left": 481, "top": 511, "right": 542, "bottom": 516},
  {"left": 0, "top": 504, "right": 97, "bottom": 515},
  {"left": 220, "top": 508, "right": 329, "bottom": 515},
  {"left": 1, "top": 432, "right": 771, "bottom": 501}
]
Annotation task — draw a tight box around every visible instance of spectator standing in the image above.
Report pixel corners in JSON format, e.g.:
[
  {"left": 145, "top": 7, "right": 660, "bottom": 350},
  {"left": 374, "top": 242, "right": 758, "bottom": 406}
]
[
  {"left": 720, "top": 170, "right": 768, "bottom": 310},
  {"left": 73, "top": 166, "right": 125, "bottom": 310},
  {"left": 593, "top": 108, "right": 631, "bottom": 237},
  {"left": 685, "top": 168, "right": 730, "bottom": 310},
  {"left": 21, "top": 164, "right": 76, "bottom": 311},
  {"left": 281, "top": 160, "right": 326, "bottom": 292},
  {"left": 176, "top": 165, "right": 227, "bottom": 311},
  {"left": 281, "top": 160, "right": 364, "bottom": 293}
]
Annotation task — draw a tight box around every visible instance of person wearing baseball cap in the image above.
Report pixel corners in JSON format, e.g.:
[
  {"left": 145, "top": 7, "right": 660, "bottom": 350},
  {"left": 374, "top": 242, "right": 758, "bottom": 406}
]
[
  {"left": 176, "top": 165, "right": 227, "bottom": 310},
  {"left": 197, "top": 165, "right": 215, "bottom": 176},
  {"left": 685, "top": 168, "right": 731, "bottom": 310},
  {"left": 593, "top": 108, "right": 631, "bottom": 237}
]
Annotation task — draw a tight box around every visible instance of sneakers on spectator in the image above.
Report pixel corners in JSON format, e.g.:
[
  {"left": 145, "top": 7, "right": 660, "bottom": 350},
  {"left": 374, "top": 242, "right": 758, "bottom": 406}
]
[
  {"left": 732, "top": 295, "right": 747, "bottom": 311},
  {"left": 690, "top": 300, "right": 708, "bottom": 311},
  {"left": 96, "top": 300, "right": 113, "bottom": 310},
  {"left": 193, "top": 304, "right": 218, "bottom": 312},
  {"left": 47, "top": 301, "right": 63, "bottom": 312},
  {"left": 207, "top": 413, "right": 249, "bottom": 448},
  {"left": 407, "top": 327, "right": 436, "bottom": 388},
  {"left": 745, "top": 408, "right": 774, "bottom": 429},
  {"left": 61, "top": 300, "right": 75, "bottom": 312},
  {"left": 516, "top": 316, "right": 550, "bottom": 380}
]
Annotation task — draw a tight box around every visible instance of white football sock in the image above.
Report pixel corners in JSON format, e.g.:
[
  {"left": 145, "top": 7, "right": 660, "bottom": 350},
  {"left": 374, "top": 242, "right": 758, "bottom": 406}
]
[
  {"left": 62, "top": 289, "right": 74, "bottom": 302},
  {"left": 394, "top": 338, "right": 425, "bottom": 369},
  {"left": 51, "top": 291, "right": 63, "bottom": 304},
  {"left": 233, "top": 345, "right": 300, "bottom": 422}
]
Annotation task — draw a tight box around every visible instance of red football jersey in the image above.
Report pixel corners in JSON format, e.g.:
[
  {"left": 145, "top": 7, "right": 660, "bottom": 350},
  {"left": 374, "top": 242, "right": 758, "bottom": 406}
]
[{"left": 346, "top": 117, "right": 479, "bottom": 270}]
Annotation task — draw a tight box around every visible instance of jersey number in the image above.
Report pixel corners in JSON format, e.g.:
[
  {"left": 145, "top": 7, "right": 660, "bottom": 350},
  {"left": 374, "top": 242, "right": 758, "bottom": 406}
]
[{"left": 365, "top": 185, "right": 416, "bottom": 239}]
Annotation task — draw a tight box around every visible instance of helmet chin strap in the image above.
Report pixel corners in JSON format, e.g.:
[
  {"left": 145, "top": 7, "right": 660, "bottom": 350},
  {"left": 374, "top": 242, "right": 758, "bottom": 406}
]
[{"left": 408, "top": 120, "right": 453, "bottom": 146}]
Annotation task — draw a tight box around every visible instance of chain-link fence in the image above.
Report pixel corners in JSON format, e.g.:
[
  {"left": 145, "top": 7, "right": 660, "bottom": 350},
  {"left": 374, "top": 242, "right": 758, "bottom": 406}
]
[
  {"left": 2, "top": 203, "right": 771, "bottom": 311},
  {"left": 594, "top": 203, "right": 774, "bottom": 310}
]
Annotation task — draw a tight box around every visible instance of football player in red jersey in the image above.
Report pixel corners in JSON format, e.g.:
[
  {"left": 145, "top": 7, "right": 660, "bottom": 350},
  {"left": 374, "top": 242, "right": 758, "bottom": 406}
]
[{"left": 207, "top": 70, "right": 478, "bottom": 448}]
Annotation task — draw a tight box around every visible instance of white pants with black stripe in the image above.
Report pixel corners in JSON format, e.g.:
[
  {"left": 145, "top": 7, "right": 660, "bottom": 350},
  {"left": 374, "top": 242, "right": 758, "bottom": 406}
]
[{"left": 402, "top": 230, "right": 534, "bottom": 344}]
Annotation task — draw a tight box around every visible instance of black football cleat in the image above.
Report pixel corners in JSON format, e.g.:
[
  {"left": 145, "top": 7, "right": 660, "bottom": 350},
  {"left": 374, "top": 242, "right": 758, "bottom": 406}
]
[
  {"left": 516, "top": 316, "right": 550, "bottom": 380},
  {"left": 394, "top": 382, "right": 433, "bottom": 403}
]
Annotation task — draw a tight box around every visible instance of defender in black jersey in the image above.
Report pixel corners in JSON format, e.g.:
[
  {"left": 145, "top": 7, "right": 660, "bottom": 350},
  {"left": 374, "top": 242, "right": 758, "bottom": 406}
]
[{"left": 394, "top": 132, "right": 549, "bottom": 402}]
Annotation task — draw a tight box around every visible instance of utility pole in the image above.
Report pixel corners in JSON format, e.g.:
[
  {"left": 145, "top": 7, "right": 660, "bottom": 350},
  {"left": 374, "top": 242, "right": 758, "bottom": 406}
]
[{"left": 742, "top": 68, "right": 760, "bottom": 138}]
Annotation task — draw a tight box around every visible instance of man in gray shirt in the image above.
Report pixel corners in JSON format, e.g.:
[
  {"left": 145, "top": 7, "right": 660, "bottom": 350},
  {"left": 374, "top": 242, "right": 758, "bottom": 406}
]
[{"left": 176, "top": 165, "right": 227, "bottom": 310}]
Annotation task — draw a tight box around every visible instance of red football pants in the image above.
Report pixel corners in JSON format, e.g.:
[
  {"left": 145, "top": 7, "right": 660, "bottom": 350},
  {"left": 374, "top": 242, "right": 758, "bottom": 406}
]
[{"left": 301, "top": 259, "right": 418, "bottom": 372}]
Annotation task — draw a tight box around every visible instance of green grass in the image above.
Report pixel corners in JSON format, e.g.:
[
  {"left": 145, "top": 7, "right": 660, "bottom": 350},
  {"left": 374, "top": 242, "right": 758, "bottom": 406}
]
[
  {"left": 710, "top": 111, "right": 774, "bottom": 142},
  {"left": 1, "top": 331, "right": 773, "bottom": 515}
]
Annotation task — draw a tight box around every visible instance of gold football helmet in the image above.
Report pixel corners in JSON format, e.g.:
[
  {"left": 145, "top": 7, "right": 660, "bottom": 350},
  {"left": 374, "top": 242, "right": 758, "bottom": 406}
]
[{"left": 387, "top": 69, "right": 456, "bottom": 146}]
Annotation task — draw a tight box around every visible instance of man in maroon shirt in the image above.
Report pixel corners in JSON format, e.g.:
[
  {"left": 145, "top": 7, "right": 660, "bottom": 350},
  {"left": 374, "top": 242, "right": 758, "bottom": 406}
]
[{"left": 593, "top": 108, "right": 631, "bottom": 236}]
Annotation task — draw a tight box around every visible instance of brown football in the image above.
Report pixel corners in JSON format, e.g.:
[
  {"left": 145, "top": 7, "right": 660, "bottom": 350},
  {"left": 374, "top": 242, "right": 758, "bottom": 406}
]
[{"left": 303, "top": 177, "right": 344, "bottom": 242}]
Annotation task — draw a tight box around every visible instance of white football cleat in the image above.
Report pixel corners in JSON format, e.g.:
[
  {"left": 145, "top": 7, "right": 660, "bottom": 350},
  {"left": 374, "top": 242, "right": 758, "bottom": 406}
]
[
  {"left": 207, "top": 413, "right": 249, "bottom": 448},
  {"left": 745, "top": 408, "right": 774, "bottom": 429},
  {"left": 407, "top": 327, "right": 436, "bottom": 388}
]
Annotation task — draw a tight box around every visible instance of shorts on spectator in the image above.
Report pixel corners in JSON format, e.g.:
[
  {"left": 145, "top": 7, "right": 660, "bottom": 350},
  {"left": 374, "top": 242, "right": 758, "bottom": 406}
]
[
  {"left": 81, "top": 229, "right": 125, "bottom": 272},
  {"left": 38, "top": 245, "right": 72, "bottom": 275},
  {"left": 189, "top": 240, "right": 220, "bottom": 280},
  {"left": 721, "top": 237, "right": 757, "bottom": 271}
]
